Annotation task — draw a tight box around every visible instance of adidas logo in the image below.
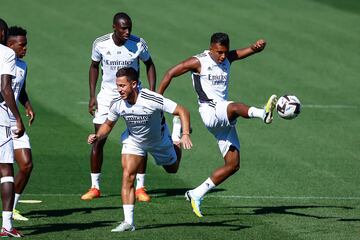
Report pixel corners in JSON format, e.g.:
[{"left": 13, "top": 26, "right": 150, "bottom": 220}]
[
  {"left": 117, "top": 51, "right": 121, "bottom": 54},
  {"left": 207, "top": 67, "right": 212, "bottom": 71},
  {"left": 106, "top": 51, "right": 111, "bottom": 55}
]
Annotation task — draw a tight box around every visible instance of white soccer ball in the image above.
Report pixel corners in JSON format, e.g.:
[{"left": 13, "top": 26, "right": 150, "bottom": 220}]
[{"left": 276, "top": 95, "right": 301, "bottom": 119}]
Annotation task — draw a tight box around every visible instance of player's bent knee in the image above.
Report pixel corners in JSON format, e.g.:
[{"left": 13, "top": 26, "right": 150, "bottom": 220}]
[{"left": 1, "top": 176, "right": 14, "bottom": 183}]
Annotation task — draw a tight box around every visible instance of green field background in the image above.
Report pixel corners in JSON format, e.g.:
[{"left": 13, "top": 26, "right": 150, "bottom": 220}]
[{"left": 1, "top": 0, "right": 359, "bottom": 239}]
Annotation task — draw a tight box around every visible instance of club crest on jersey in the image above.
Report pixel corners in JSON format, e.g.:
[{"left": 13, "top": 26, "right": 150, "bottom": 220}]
[{"left": 117, "top": 51, "right": 121, "bottom": 54}]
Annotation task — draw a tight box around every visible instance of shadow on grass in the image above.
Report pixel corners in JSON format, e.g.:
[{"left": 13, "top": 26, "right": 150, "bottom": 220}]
[
  {"left": 147, "top": 188, "right": 226, "bottom": 198},
  {"left": 19, "top": 221, "right": 115, "bottom": 236},
  {"left": 140, "top": 218, "right": 250, "bottom": 231},
  {"left": 25, "top": 206, "right": 120, "bottom": 218},
  {"left": 207, "top": 205, "right": 357, "bottom": 221}
]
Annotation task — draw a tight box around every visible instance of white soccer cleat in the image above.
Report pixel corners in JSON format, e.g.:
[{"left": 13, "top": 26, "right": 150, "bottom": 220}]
[
  {"left": 111, "top": 221, "right": 135, "bottom": 232},
  {"left": 185, "top": 191, "right": 203, "bottom": 218},
  {"left": 263, "top": 94, "right": 278, "bottom": 124},
  {"left": 13, "top": 209, "right": 29, "bottom": 221}
]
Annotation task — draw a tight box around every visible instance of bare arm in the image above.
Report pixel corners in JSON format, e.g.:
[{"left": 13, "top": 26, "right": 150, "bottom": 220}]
[
  {"left": 87, "top": 119, "right": 116, "bottom": 144},
  {"left": 172, "top": 104, "right": 192, "bottom": 149},
  {"left": 143, "top": 57, "right": 156, "bottom": 91},
  {"left": 227, "top": 39, "right": 266, "bottom": 63},
  {"left": 158, "top": 57, "right": 201, "bottom": 95},
  {"left": 19, "top": 82, "right": 35, "bottom": 126},
  {"left": 89, "top": 60, "right": 100, "bottom": 116},
  {"left": 1, "top": 74, "right": 25, "bottom": 137}
]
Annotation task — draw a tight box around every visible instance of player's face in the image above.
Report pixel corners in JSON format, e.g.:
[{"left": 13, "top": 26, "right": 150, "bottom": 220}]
[
  {"left": 113, "top": 18, "right": 132, "bottom": 42},
  {"left": 116, "top": 76, "right": 137, "bottom": 101},
  {"left": 8, "top": 35, "right": 27, "bottom": 58},
  {"left": 209, "top": 43, "right": 229, "bottom": 64}
]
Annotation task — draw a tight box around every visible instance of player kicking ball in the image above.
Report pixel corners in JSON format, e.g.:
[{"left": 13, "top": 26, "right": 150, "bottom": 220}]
[
  {"left": 87, "top": 67, "right": 192, "bottom": 232},
  {"left": 158, "top": 32, "right": 277, "bottom": 217}
]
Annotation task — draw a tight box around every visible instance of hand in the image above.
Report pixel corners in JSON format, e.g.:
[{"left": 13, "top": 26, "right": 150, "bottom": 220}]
[
  {"left": 88, "top": 97, "right": 97, "bottom": 116},
  {"left": 180, "top": 134, "right": 193, "bottom": 149},
  {"left": 25, "top": 106, "right": 35, "bottom": 126},
  {"left": 13, "top": 119, "right": 25, "bottom": 139},
  {"left": 87, "top": 134, "right": 97, "bottom": 144},
  {"left": 251, "top": 39, "right": 266, "bottom": 52}
]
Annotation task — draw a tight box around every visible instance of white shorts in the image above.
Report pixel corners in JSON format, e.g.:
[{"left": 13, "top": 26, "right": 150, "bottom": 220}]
[
  {"left": 199, "top": 101, "right": 240, "bottom": 157},
  {"left": 121, "top": 127, "right": 177, "bottom": 166},
  {"left": 93, "top": 90, "right": 119, "bottom": 125},
  {"left": 10, "top": 123, "right": 31, "bottom": 149},
  {"left": 0, "top": 126, "right": 14, "bottom": 164}
]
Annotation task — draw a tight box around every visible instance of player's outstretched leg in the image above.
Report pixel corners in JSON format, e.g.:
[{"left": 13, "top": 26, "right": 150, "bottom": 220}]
[{"left": 263, "top": 94, "right": 278, "bottom": 124}]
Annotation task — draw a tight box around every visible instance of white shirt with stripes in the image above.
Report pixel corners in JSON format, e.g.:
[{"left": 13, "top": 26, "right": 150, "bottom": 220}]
[
  {"left": 91, "top": 33, "right": 151, "bottom": 98},
  {"left": 191, "top": 50, "right": 231, "bottom": 105},
  {"left": 107, "top": 88, "right": 177, "bottom": 147}
]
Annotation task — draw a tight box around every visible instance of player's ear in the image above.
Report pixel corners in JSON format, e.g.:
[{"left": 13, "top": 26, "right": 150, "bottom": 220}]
[{"left": 132, "top": 80, "right": 138, "bottom": 89}]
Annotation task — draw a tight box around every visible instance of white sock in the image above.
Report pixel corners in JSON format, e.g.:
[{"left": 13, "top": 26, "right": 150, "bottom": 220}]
[
  {"left": 123, "top": 204, "right": 134, "bottom": 225},
  {"left": 248, "top": 107, "right": 265, "bottom": 119},
  {"left": 91, "top": 173, "right": 101, "bottom": 189},
  {"left": 2, "top": 211, "right": 13, "bottom": 230},
  {"left": 191, "top": 177, "right": 216, "bottom": 199},
  {"left": 172, "top": 116, "right": 181, "bottom": 142},
  {"left": 13, "top": 193, "right": 21, "bottom": 210},
  {"left": 135, "top": 174, "right": 145, "bottom": 190}
]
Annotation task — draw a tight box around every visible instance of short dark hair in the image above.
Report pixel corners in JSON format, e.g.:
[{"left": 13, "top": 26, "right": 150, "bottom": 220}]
[
  {"left": 113, "top": 12, "right": 131, "bottom": 25},
  {"left": 116, "top": 67, "right": 139, "bottom": 82},
  {"left": 210, "top": 32, "right": 230, "bottom": 46},
  {"left": 8, "top": 26, "right": 27, "bottom": 38}
]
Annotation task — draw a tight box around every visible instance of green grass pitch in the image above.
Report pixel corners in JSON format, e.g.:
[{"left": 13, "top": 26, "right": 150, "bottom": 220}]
[{"left": 1, "top": 0, "right": 359, "bottom": 239}]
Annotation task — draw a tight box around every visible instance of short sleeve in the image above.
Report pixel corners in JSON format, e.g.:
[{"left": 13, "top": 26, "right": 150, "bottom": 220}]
[
  {"left": 139, "top": 38, "right": 150, "bottom": 62},
  {"left": 0, "top": 49, "right": 16, "bottom": 76},
  {"left": 162, "top": 97, "right": 177, "bottom": 114},
  {"left": 107, "top": 100, "right": 121, "bottom": 122},
  {"left": 91, "top": 41, "right": 102, "bottom": 62}
]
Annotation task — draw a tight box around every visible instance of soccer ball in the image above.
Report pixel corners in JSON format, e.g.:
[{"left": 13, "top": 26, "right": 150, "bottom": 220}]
[{"left": 276, "top": 95, "right": 301, "bottom": 119}]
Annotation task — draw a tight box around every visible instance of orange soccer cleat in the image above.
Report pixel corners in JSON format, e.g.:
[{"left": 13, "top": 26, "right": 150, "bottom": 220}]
[
  {"left": 135, "top": 187, "right": 151, "bottom": 202},
  {"left": 81, "top": 188, "right": 101, "bottom": 200}
]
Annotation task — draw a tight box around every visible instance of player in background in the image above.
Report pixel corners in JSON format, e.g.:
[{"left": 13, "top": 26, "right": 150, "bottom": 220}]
[
  {"left": 6, "top": 26, "right": 35, "bottom": 222},
  {"left": 158, "top": 32, "right": 277, "bottom": 217},
  {"left": 87, "top": 68, "right": 192, "bottom": 232},
  {"left": 82, "top": 12, "right": 156, "bottom": 202},
  {"left": 0, "top": 18, "right": 25, "bottom": 237}
]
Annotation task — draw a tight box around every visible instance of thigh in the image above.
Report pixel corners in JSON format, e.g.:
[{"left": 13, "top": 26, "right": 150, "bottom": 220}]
[
  {"left": 121, "top": 154, "right": 145, "bottom": 174},
  {"left": 209, "top": 125, "right": 240, "bottom": 157},
  {"left": 0, "top": 126, "right": 14, "bottom": 164}
]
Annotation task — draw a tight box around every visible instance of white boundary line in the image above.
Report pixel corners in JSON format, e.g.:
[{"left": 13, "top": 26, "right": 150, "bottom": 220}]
[{"left": 22, "top": 193, "right": 360, "bottom": 200}]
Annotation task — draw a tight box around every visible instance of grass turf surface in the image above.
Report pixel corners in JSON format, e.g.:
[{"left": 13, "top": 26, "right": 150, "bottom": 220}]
[{"left": 1, "top": 0, "right": 360, "bottom": 239}]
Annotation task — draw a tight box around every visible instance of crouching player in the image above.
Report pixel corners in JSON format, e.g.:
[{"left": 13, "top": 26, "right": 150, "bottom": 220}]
[{"left": 87, "top": 67, "right": 192, "bottom": 232}]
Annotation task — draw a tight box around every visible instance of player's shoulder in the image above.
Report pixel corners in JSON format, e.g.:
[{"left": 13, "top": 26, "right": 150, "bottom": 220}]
[
  {"left": 128, "top": 34, "right": 147, "bottom": 46},
  {"left": 93, "top": 33, "right": 112, "bottom": 46},
  {"left": 194, "top": 50, "right": 208, "bottom": 59},
  {"left": 16, "top": 58, "right": 27, "bottom": 69},
  {"left": 0, "top": 44, "right": 15, "bottom": 58},
  {"left": 109, "top": 97, "right": 123, "bottom": 109},
  {"left": 140, "top": 89, "right": 164, "bottom": 104}
]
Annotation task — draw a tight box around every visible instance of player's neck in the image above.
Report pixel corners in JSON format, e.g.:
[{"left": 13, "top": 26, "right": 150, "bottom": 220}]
[
  {"left": 112, "top": 33, "right": 126, "bottom": 46},
  {"left": 126, "top": 90, "right": 139, "bottom": 105}
]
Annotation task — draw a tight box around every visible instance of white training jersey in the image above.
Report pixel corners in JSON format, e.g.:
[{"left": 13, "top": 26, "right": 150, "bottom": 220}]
[
  {"left": 0, "top": 44, "right": 16, "bottom": 126},
  {"left": 91, "top": 33, "right": 150, "bottom": 97},
  {"left": 8, "top": 58, "right": 27, "bottom": 122},
  {"left": 107, "top": 88, "right": 177, "bottom": 146},
  {"left": 192, "top": 50, "right": 230, "bottom": 105}
]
